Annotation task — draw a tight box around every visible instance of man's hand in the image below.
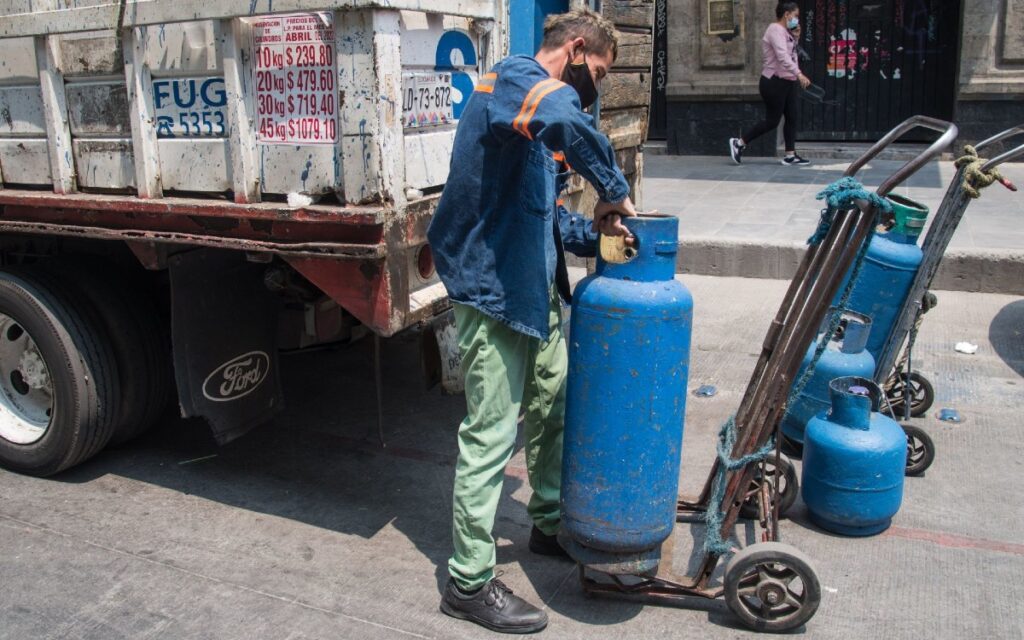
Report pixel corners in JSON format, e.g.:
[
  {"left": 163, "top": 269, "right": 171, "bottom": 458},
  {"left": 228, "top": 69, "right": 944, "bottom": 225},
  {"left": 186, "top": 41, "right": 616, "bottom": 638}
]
[
  {"left": 594, "top": 197, "right": 637, "bottom": 245},
  {"left": 597, "top": 213, "right": 635, "bottom": 246},
  {"left": 798, "top": 73, "right": 811, "bottom": 89},
  {"left": 594, "top": 196, "right": 637, "bottom": 220}
]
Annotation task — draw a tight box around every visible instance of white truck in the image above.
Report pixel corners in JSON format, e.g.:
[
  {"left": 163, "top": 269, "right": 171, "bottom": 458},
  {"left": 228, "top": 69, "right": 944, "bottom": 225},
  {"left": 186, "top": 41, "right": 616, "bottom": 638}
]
[{"left": 0, "top": 0, "right": 651, "bottom": 476}]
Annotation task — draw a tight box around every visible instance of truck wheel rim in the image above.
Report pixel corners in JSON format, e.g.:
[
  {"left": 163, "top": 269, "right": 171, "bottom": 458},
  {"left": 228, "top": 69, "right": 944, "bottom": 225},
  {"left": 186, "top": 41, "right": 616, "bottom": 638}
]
[{"left": 0, "top": 314, "right": 54, "bottom": 445}]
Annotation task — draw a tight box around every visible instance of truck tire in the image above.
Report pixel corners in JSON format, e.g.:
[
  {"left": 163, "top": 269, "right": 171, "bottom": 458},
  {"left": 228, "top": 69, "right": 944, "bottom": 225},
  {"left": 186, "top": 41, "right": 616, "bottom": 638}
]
[
  {"left": 0, "top": 267, "right": 119, "bottom": 476},
  {"left": 39, "top": 258, "right": 172, "bottom": 445}
]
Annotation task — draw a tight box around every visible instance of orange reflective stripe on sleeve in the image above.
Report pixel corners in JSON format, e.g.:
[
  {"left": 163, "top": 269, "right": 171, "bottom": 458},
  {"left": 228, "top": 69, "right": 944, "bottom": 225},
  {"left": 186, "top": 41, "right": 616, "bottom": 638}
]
[
  {"left": 513, "top": 78, "right": 559, "bottom": 137},
  {"left": 474, "top": 72, "right": 498, "bottom": 93},
  {"left": 518, "top": 80, "right": 566, "bottom": 140}
]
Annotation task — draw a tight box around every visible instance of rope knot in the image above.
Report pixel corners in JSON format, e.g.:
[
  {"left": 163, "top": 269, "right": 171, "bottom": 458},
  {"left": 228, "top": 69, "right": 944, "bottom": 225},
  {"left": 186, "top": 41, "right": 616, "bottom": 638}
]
[
  {"left": 807, "top": 178, "right": 892, "bottom": 246},
  {"left": 955, "top": 144, "right": 1013, "bottom": 198}
]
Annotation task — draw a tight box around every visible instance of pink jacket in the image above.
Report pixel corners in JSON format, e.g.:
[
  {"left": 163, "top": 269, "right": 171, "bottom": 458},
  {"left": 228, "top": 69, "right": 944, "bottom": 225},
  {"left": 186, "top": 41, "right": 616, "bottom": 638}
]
[{"left": 761, "top": 22, "right": 800, "bottom": 81}]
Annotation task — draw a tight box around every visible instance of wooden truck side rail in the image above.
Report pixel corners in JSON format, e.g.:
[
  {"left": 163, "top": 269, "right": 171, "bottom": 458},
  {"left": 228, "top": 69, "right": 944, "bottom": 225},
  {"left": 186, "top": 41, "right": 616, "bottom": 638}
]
[
  {"left": 0, "top": 2, "right": 505, "bottom": 337},
  {"left": 0, "top": 0, "right": 496, "bottom": 38},
  {"left": 0, "top": 188, "right": 444, "bottom": 336}
]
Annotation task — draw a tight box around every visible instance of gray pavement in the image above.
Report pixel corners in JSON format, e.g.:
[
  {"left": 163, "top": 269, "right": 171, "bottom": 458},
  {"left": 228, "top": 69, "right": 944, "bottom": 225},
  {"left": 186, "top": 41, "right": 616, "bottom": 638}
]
[
  {"left": 2, "top": 274, "right": 1022, "bottom": 639},
  {"left": 642, "top": 155, "right": 1024, "bottom": 293}
]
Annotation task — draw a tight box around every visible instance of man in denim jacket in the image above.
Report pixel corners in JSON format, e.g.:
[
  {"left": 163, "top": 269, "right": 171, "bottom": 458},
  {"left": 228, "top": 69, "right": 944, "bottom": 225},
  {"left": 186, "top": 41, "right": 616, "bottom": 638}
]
[{"left": 428, "top": 8, "right": 636, "bottom": 634}]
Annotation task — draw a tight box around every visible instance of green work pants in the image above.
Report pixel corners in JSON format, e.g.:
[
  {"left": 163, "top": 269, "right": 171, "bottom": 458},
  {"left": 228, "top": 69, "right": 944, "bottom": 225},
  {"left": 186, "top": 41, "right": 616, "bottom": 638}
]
[{"left": 448, "top": 294, "right": 567, "bottom": 591}]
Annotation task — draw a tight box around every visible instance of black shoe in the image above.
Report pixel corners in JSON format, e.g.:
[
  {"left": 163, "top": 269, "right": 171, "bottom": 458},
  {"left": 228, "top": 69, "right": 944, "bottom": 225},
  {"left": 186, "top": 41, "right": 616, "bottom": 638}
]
[
  {"left": 781, "top": 153, "right": 811, "bottom": 166},
  {"left": 528, "top": 526, "right": 571, "bottom": 559},
  {"left": 729, "top": 138, "right": 745, "bottom": 165},
  {"left": 440, "top": 578, "right": 548, "bottom": 634}
]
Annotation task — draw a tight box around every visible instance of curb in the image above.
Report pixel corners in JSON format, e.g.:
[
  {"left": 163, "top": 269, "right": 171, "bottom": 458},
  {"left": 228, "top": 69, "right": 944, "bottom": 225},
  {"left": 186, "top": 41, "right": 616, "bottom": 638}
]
[
  {"left": 676, "top": 238, "right": 1024, "bottom": 295},
  {"left": 643, "top": 141, "right": 954, "bottom": 162}
]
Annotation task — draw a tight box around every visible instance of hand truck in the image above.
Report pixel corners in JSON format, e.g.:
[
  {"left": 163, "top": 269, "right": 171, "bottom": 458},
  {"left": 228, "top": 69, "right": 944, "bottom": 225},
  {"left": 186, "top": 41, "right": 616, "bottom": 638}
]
[
  {"left": 578, "top": 118, "right": 958, "bottom": 632},
  {"left": 867, "top": 125, "right": 1024, "bottom": 475}
]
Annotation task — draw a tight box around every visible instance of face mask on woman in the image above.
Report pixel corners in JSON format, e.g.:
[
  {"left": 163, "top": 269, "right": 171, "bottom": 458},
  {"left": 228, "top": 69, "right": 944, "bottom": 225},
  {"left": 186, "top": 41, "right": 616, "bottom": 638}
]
[{"left": 787, "top": 16, "right": 799, "bottom": 30}]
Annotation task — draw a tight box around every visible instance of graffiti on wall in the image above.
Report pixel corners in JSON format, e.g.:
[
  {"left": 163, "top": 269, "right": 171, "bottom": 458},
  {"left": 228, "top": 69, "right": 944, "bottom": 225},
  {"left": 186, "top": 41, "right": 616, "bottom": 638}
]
[
  {"left": 808, "top": 0, "right": 948, "bottom": 81},
  {"left": 809, "top": 0, "right": 946, "bottom": 80},
  {"left": 654, "top": 0, "right": 667, "bottom": 93},
  {"left": 800, "top": 0, "right": 957, "bottom": 139},
  {"left": 827, "top": 28, "right": 859, "bottom": 78}
]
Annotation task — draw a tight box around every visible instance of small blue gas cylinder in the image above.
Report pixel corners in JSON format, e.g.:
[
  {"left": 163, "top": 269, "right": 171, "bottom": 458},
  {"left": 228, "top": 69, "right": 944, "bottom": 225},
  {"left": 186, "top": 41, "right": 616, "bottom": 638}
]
[
  {"left": 781, "top": 311, "right": 875, "bottom": 449},
  {"left": 802, "top": 376, "right": 907, "bottom": 536},
  {"left": 561, "top": 215, "right": 693, "bottom": 574},
  {"left": 840, "top": 195, "right": 928, "bottom": 359}
]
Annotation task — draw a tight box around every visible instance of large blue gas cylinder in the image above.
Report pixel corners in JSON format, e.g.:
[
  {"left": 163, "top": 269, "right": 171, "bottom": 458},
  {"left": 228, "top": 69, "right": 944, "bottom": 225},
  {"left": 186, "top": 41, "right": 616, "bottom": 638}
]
[
  {"left": 781, "top": 311, "right": 875, "bottom": 448},
  {"left": 561, "top": 215, "right": 693, "bottom": 574},
  {"left": 802, "top": 376, "right": 907, "bottom": 536},
  {"left": 840, "top": 195, "right": 928, "bottom": 359}
]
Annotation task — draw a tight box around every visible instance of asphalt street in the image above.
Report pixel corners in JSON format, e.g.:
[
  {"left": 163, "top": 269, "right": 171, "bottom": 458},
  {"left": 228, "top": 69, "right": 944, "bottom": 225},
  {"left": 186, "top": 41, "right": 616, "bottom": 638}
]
[{"left": 2, "top": 274, "right": 1021, "bottom": 639}]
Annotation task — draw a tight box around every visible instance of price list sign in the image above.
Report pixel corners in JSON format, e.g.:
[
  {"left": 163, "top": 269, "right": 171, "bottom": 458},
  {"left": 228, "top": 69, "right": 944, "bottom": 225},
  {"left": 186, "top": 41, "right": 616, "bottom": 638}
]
[{"left": 252, "top": 13, "right": 337, "bottom": 145}]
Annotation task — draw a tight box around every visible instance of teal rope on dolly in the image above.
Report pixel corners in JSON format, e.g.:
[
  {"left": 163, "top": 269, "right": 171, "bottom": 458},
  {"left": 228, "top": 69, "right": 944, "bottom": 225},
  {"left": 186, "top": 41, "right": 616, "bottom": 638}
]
[
  {"left": 703, "top": 417, "right": 777, "bottom": 556},
  {"left": 702, "top": 178, "right": 892, "bottom": 557},
  {"left": 807, "top": 177, "right": 892, "bottom": 246}
]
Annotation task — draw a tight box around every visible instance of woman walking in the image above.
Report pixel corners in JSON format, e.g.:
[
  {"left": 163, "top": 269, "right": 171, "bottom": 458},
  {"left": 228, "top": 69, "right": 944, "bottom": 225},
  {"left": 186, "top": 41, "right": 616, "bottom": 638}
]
[{"left": 729, "top": 2, "right": 811, "bottom": 166}]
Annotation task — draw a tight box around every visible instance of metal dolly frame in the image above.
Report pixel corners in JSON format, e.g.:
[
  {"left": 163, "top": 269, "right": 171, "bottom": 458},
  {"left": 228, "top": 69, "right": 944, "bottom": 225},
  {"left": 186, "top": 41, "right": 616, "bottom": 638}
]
[
  {"left": 870, "top": 125, "right": 1024, "bottom": 474},
  {"left": 578, "top": 117, "right": 959, "bottom": 633}
]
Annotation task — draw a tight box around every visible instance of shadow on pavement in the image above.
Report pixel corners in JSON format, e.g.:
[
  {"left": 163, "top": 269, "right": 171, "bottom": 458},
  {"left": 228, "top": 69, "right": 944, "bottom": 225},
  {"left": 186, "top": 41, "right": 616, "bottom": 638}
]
[
  {"left": 50, "top": 333, "right": 654, "bottom": 628},
  {"left": 989, "top": 299, "right": 1024, "bottom": 377},
  {"left": 53, "top": 334, "right": 517, "bottom": 598}
]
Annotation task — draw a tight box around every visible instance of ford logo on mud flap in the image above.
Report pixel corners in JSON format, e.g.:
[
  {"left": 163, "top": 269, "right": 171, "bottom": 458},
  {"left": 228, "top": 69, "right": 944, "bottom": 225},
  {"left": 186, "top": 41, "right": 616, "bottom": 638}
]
[{"left": 202, "top": 351, "right": 270, "bottom": 402}]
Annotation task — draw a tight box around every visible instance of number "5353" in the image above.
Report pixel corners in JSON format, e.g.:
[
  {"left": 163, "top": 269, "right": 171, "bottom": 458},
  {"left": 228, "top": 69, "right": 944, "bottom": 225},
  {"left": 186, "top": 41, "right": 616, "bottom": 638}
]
[{"left": 177, "top": 111, "right": 226, "bottom": 135}]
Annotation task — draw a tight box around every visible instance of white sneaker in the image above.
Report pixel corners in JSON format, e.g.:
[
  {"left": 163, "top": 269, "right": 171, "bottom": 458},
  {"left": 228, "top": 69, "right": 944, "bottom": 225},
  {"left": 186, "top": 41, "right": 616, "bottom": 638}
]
[
  {"left": 781, "top": 154, "right": 811, "bottom": 166},
  {"left": 729, "top": 138, "right": 744, "bottom": 165}
]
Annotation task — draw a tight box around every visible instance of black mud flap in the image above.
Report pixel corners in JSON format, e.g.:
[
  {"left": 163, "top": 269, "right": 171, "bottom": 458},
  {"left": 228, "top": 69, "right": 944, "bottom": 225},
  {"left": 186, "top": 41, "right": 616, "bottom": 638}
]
[{"left": 169, "top": 249, "right": 283, "bottom": 444}]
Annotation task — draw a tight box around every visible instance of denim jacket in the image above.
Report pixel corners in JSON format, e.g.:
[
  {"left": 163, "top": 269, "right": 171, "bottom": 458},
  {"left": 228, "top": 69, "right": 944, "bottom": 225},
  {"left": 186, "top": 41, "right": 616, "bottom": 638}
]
[{"left": 427, "top": 56, "right": 631, "bottom": 340}]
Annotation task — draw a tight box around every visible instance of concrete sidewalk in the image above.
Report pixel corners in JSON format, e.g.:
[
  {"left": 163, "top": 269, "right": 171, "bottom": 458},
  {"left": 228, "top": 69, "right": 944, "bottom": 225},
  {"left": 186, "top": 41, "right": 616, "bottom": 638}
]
[
  {"left": 642, "top": 154, "right": 1024, "bottom": 293},
  {"left": 1, "top": 275, "right": 1021, "bottom": 639}
]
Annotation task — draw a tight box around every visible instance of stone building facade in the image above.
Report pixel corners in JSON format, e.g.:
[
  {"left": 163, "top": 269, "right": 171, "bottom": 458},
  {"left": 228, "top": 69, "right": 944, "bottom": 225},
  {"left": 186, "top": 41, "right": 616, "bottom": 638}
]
[{"left": 657, "top": 0, "right": 1024, "bottom": 155}]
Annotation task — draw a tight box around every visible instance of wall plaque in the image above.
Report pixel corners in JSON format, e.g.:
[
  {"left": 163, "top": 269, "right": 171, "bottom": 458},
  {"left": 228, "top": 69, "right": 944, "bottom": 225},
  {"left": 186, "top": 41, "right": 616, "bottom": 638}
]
[{"left": 707, "top": 0, "right": 735, "bottom": 35}]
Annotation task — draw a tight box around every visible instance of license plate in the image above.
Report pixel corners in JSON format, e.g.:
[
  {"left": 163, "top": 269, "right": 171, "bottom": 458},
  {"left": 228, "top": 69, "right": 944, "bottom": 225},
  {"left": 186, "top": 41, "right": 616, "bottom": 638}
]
[{"left": 402, "top": 72, "right": 454, "bottom": 129}]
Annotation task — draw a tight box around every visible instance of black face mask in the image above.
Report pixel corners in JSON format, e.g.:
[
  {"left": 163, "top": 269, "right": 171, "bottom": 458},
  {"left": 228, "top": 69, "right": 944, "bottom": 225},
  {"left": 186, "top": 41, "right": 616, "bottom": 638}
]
[{"left": 561, "top": 51, "right": 598, "bottom": 110}]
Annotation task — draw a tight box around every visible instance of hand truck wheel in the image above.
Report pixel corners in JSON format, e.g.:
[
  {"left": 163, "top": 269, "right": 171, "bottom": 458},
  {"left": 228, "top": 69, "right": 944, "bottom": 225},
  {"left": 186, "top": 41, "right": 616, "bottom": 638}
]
[
  {"left": 887, "top": 371, "right": 935, "bottom": 418},
  {"left": 724, "top": 542, "right": 822, "bottom": 632},
  {"left": 739, "top": 454, "right": 799, "bottom": 520},
  {"left": 902, "top": 423, "right": 935, "bottom": 476}
]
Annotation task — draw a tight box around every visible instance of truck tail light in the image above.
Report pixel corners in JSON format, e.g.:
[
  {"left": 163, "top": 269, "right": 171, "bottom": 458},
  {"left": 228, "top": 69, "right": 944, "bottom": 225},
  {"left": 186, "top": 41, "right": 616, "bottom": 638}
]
[{"left": 417, "top": 244, "right": 435, "bottom": 279}]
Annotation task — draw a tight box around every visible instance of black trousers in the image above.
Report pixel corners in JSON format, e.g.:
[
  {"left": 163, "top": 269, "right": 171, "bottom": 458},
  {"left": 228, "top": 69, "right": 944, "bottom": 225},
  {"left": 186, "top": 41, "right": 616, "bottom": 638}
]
[{"left": 743, "top": 75, "right": 799, "bottom": 151}]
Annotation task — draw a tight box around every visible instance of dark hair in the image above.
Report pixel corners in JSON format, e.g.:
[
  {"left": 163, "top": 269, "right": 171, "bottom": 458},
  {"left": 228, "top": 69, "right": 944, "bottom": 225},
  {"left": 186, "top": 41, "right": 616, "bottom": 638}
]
[
  {"left": 776, "top": 2, "right": 799, "bottom": 19},
  {"left": 542, "top": 8, "right": 620, "bottom": 61}
]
